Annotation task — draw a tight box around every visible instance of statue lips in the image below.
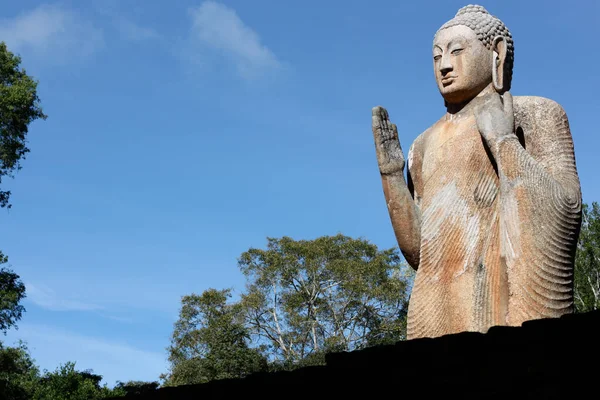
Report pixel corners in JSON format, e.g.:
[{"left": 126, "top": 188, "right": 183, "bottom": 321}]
[{"left": 441, "top": 76, "right": 456, "bottom": 86}]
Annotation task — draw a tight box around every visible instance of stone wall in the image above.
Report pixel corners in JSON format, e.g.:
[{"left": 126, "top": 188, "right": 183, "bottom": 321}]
[{"left": 110, "top": 310, "right": 599, "bottom": 399}]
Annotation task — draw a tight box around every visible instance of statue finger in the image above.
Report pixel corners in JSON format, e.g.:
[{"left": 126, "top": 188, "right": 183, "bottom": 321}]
[
  {"left": 502, "top": 91, "right": 513, "bottom": 113},
  {"left": 380, "top": 107, "right": 390, "bottom": 132},
  {"left": 372, "top": 106, "right": 392, "bottom": 141},
  {"left": 372, "top": 106, "right": 386, "bottom": 130},
  {"left": 372, "top": 107, "right": 384, "bottom": 137},
  {"left": 372, "top": 105, "right": 385, "bottom": 117},
  {"left": 391, "top": 123, "right": 403, "bottom": 149},
  {"left": 488, "top": 91, "right": 503, "bottom": 108},
  {"left": 391, "top": 123, "right": 398, "bottom": 138}
]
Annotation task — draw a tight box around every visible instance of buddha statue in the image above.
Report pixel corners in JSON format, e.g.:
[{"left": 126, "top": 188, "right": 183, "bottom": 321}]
[{"left": 371, "top": 5, "right": 582, "bottom": 339}]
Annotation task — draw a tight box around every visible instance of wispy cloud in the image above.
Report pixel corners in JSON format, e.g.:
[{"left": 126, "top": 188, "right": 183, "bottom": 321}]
[
  {"left": 0, "top": 4, "right": 103, "bottom": 63},
  {"left": 6, "top": 323, "right": 166, "bottom": 386},
  {"left": 92, "top": 1, "right": 160, "bottom": 43},
  {"left": 112, "top": 16, "right": 160, "bottom": 41},
  {"left": 25, "top": 282, "right": 103, "bottom": 312},
  {"left": 100, "top": 313, "right": 135, "bottom": 324},
  {"left": 188, "top": 1, "right": 281, "bottom": 79}
]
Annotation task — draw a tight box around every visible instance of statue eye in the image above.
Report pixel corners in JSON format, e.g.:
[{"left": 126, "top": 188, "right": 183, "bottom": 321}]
[
  {"left": 451, "top": 48, "right": 463, "bottom": 55},
  {"left": 433, "top": 55, "right": 442, "bottom": 61}
]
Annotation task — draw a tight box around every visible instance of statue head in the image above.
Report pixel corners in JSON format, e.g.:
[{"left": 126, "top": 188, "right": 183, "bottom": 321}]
[{"left": 433, "top": 5, "right": 514, "bottom": 105}]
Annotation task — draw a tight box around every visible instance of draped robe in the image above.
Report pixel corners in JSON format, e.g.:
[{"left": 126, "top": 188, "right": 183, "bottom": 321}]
[{"left": 405, "top": 96, "right": 581, "bottom": 339}]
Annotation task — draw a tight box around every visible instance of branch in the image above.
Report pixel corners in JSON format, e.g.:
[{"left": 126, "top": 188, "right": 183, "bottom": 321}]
[
  {"left": 271, "top": 283, "right": 289, "bottom": 355},
  {"left": 588, "top": 274, "right": 599, "bottom": 301},
  {"left": 323, "top": 281, "right": 346, "bottom": 344}
]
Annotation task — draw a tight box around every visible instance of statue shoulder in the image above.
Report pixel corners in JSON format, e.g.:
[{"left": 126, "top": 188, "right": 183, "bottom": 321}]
[
  {"left": 513, "top": 95, "right": 565, "bottom": 109},
  {"left": 407, "top": 128, "right": 430, "bottom": 169},
  {"left": 407, "top": 124, "right": 437, "bottom": 179},
  {"left": 512, "top": 95, "right": 577, "bottom": 177},
  {"left": 409, "top": 123, "right": 437, "bottom": 157},
  {"left": 513, "top": 95, "right": 569, "bottom": 127},
  {"left": 513, "top": 95, "right": 571, "bottom": 146},
  {"left": 409, "top": 132, "right": 425, "bottom": 155},
  {"left": 407, "top": 115, "right": 447, "bottom": 170}
]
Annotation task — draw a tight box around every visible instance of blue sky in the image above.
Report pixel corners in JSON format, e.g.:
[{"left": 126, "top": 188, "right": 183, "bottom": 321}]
[{"left": 1, "top": 0, "right": 598, "bottom": 387}]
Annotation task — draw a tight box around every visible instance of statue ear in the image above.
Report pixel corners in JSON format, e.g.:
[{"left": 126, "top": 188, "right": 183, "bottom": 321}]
[{"left": 492, "top": 36, "right": 507, "bottom": 92}]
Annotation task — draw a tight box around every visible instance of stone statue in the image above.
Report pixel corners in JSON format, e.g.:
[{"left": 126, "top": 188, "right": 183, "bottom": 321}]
[{"left": 371, "top": 5, "right": 582, "bottom": 339}]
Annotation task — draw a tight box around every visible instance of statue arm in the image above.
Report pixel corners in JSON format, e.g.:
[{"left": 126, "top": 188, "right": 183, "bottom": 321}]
[
  {"left": 487, "top": 96, "right": 581, "bottom": 324},
  {"left": 372, "top": 107, "right": 422, "bottom": 270}
]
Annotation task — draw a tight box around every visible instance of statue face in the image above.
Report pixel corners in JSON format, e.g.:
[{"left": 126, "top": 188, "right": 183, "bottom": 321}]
[{"left": 433, "top": 25, "right": 493, "bottom": 104}]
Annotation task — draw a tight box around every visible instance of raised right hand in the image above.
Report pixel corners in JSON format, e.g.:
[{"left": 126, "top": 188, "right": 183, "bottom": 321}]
[{"left": 372, "top": 106, "right": 405, "bottom": 175}]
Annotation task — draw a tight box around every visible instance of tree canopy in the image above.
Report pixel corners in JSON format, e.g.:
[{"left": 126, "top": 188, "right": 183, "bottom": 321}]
[
  {"left": 111, "top": 381, "right": 160, "bottom": 397},
  {"left": 0, "top": 253, "right": 26, "bottom": 334},
  {"left": 162, "top": 288, "right": 267, "bottom": 386},
  {"left": 0, "top": 41, "right": 46, "bottom": 209},
  {"left": 575, "top": 202, "right": 600, "bottom": 312},
  {"left": 0, "top": 341, "right": 39, "bottom": 400},
  {"left": 239, "top": 235, "right": 411, "bottom": 365},
  {"left": 0, "top": 343, "right": 132, "bottom": 400},
  {"left": 0, "top": 41, "right": 45, "bottom": 339},
  {"left": 164, "top": 234, "right": 413, "bottom": 385},
  {"left": 0, "top": 40, "right": 42, "bottom": 382}
]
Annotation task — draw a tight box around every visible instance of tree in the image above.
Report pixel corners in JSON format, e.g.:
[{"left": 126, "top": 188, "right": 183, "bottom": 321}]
[
  {"left": 575, "top": 202, "right": 600, "bottom": 312},
  {"left": 163, "top": 235, "right": 413, "bottom": 385},
  {"left": 0, "top": 41, "right": 47, "bottom": 209},
  {"left": 0, "top": 341, "right": 39, "bottom": 400},
  {"left": 0, "top": 253, "right": 26, "bottom": 334},
  {"left": 163, "top": 288, "right": 267, "bottom": 386},
  {"left": 112, "top": 380, "right": 159, "bottom": 397},
  {"left": 239, "top": 234, "right": 412, "bottom": 367},
  {"left": 0, "top": 40, "right": 45, "bottom": 339},
  {"left": 0, "top": 342, "right": 126, "bottom": 400},
  {"left": 31, "top": 362, "right": 120, "bottom": 400}
]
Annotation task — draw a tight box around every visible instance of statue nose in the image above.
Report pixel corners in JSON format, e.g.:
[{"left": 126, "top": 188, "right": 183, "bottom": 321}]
[
  {"left": 439, "top": 55, "right": 453, "bottom": 75},
  {"left": 440, "top": 64, "right": 453, "bottom": 75}
]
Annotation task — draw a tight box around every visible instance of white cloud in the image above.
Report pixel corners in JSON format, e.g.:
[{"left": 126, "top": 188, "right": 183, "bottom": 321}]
[
  {"left": 0, "top": 4, "right": 103, "bottom": 63},
  {"left": 6, "top": 324, "right": 166, "bottom": 386},
  {"left": 188, "top": 1, "right": 280, "bottom": 78},
  {"left": 25, "top": 282, "right": 103, "bottom": 312}
]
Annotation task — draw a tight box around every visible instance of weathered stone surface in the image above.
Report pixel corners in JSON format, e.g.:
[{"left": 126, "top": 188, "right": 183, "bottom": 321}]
[{"left": 372, "top": 5, "right": 582, "bottom": 339}]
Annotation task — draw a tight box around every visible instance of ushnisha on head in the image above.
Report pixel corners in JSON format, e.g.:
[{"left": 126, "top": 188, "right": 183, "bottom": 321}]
[{"left": 433, "top": 5, "right": 514, "bottom": 105}]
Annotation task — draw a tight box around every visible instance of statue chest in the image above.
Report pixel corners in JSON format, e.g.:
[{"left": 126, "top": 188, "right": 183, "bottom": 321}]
[
  {"left": 414, "top": 117, "right": 502, "bottom": 318},
  {"left": 420, "top": 117, "right": 498, "bottom": 210}
]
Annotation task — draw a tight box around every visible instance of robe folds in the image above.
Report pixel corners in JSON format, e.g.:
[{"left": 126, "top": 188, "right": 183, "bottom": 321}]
[{"left": 405, "top": 96, "right": 581, "bottom": 339}]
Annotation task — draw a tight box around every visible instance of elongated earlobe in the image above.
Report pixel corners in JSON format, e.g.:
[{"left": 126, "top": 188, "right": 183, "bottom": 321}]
[{"left": 492, "top": 36, "right": 507, "bottom": 92}]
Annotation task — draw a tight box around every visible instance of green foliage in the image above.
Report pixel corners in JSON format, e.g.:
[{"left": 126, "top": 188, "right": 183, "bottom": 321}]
[
  {"left": 164, "top": 234, "right": 413, "bottom": 386},
  {"left": 0, "top": 42, "right": 47, "bottom": 209},
  {"left": 239, "top": 234, "right": 412, "bottom": 365},
  {"left": 0, "top": 341, "right": 39, "bottom": 400},
  {"left": 267, "top": 349, "right": 328, "bottom": 372},
  {"left": 112, "top": 381, "right": 159, "bottom": 397},
  {"left": 161, "top": 357, "right": 206, "bottom": 387},
  {"left": 575, "top": 202, "right": 600, "bottom": 312},
  {"left": 163, "top": 288, "right": 268, "bottom": 386},
  {"left": 0, "top": 252, "right": 26, "bottom": 334},
  {"left": 31, "top": 362, "right": 120, "bottom": 400},
  {"left": 0, "top": 341, "right": 128, "bottom": 400}
]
